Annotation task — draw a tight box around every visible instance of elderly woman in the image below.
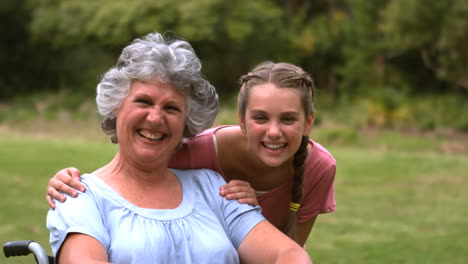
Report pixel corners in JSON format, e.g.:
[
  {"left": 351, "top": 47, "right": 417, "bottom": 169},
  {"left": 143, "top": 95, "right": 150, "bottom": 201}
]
[{"left": 46, "top": 32, "right": 311, "bottom": 264}]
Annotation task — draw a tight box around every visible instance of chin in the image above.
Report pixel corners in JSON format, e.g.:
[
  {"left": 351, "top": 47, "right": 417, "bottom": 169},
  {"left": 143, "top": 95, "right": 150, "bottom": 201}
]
[{"left": 261, "top": 158, "right": 286, "bottom": 168}]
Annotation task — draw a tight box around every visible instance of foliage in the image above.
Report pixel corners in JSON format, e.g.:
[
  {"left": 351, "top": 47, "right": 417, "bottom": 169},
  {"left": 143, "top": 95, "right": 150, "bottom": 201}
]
[
  {"left": 380, "top": 0, "right": 468, "bottom": 91},
  {"left": 24, "top": 0, "right": 298, "bottom": 95},
  {"left": 1, "top": 0, "right": 467, "bottom": 104},
  {"left": 0, "top": 0, "right": 61, "bottom": 98}
]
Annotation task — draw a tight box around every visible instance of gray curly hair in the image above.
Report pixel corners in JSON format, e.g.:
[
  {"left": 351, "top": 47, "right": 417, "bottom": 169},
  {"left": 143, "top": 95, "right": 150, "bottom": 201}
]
[{"left": 96, "top": 32, "right": 219, "bottom": 143}]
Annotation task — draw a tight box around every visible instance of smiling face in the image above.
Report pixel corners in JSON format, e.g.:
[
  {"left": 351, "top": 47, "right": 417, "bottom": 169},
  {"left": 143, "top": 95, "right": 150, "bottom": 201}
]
[
  {"left": 115, "top": 79, "right": 186, "bottom": 167},
  {"left": 239, "top": 83, "right": 314, "bottom": 167}
]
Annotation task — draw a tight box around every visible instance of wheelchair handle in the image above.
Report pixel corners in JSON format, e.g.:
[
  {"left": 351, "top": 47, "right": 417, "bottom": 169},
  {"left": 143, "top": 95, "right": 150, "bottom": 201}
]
[{"left": 3, "top": 240, "right": 51, "bottom": 264}]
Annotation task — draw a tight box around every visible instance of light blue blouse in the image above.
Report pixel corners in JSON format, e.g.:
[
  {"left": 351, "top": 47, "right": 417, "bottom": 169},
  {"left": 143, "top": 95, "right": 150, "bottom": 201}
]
[{"left": 47, "top": 169, "right": 265, "bottom": 263}]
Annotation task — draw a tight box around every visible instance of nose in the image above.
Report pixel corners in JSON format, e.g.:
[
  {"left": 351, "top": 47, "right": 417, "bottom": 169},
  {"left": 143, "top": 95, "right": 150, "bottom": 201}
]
[
  {"left": 147, "top": 106, "right": 163, "bottom": 123},
  {"left": 266, "top": 122, "right": 282, "bottom": 139}
]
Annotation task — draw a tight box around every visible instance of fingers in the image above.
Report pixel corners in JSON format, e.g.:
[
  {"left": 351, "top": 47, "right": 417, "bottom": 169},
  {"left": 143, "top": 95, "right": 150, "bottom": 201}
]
[
  {"left": 46, "top": 193, "right": 57, "bottom": 210},
  {"left": 48, "top": 177, "right": 76, "bottom": 198},
  {"left": 54, "top": 167, "right": 86, "bottom": 193},
  {"left": 220, "top": 180, "right": 251, "bottom": 191},
  {"left": 236, "top": 197, "right": 259, "bottom": 206},
  {"left": 219, "top": 180, "right": 258, "bottom": 206},
  {"left": 46, "top": 167, "right": 86, "bottom": 209},
  {"left": 220, "top": 180, "right": 253, "bottom": 195},
  {"left": 60, "top": 167, "right": 85, "bottom": 192}
]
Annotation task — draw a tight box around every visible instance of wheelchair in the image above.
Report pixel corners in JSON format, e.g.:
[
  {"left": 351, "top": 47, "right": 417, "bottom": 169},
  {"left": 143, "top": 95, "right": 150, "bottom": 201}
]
[{"left": 3, "top": 240, "right": 54, "bottom": 264}]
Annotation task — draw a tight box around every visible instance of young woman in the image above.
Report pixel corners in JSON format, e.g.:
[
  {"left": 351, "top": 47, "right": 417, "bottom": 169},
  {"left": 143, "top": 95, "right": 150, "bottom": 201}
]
[{"left": 47, "top": 61, "right": 336, "bottom": 246}]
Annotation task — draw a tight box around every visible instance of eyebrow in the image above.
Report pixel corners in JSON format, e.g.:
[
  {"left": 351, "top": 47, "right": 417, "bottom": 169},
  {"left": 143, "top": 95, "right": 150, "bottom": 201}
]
[
  {"left": 249, "top": 109, "right": 300, "bottom": 116},
  {"left": 133, "top": 93, "right": 185, "bottom": 104}
]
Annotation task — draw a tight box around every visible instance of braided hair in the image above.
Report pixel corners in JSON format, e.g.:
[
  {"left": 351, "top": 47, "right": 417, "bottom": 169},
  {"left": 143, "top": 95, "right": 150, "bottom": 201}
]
[
  {"left": 284, "top": 135, "right": 309, "bottom": 240},
  {"left": 238, "top": 61, "right": 315, "bottom": 242}
]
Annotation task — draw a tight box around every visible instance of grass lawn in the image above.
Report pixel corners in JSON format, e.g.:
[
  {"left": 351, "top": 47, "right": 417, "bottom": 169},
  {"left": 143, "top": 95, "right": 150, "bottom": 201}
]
[
  {"left": 0, "top": 129, "right": 466, "bottom": 263},
  {"left": 0, "top": 133, "right": 117, "bottom": 263},
  {"left": 308, "top": 147, "right": 467, "bottom": 263}
]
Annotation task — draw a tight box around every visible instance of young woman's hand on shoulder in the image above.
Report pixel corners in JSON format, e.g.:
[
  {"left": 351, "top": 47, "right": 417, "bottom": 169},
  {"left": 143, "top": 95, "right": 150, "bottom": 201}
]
[
  {"left": 46, "top": 167, "right": 85, "bottom": 209},
  {"left": 219, "top": 180, "right": 258, "bottom": 206}
]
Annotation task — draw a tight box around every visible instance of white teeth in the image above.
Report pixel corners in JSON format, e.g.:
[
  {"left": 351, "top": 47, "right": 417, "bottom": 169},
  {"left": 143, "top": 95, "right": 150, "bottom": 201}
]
[
  {"left": 138, "top": 130, "right": 164, "bottom": 140},
  {"left": 264, "top": 143, "right": 285, "bottom": 149}
]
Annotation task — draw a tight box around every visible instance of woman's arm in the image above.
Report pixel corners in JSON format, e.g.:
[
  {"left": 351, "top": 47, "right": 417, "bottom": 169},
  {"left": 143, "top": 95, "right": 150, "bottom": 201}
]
[
  {"left": 238, "top": 220, "right": 312, "bottom": 263},
  {"left": 58, "top": 233, "right": 109, "bottom": 264}
]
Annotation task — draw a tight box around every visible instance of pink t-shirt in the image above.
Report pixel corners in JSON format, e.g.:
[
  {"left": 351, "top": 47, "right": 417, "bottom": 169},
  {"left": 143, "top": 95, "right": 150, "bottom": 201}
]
[{"left": 169, "top": 125, "right": 336, "bottom": 230}]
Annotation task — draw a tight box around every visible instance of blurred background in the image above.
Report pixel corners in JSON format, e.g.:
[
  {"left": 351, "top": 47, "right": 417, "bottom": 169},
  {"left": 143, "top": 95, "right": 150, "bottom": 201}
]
[
  {"left": 1, "top": 0, "right": 467, "bottom": 263},
  {"left": 2, "top": 0, "right": 468, "bottom": 132}
]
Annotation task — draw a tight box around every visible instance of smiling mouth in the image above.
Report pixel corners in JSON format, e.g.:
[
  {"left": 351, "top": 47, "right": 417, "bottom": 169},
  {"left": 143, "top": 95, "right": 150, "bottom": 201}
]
[
  {"left": 262, "top": 142, "right": 286, "bottom": 150},
  {"left": 137, "top": 129, "right": 165, "bottom": 141}
]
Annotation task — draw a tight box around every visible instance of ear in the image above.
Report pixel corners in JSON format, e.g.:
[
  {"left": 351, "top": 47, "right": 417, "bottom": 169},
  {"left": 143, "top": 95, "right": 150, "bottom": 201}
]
[
  {"left": 303, "top": 113, "right": 314, "bottom": 136},
  {"left": 238, "top": 113, "right": 247, "bottom": 134}
]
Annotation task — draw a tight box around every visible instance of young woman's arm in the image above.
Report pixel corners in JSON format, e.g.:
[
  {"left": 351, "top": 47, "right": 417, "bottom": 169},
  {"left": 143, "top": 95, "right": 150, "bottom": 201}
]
[
  {"left": 296, "top": 216, "right": 317, "bottom": 247},
  {"left": 47, "top": 128, "right": 262, "bottom": 208},
  {"left": 47, "top": 167, "right": 259, "bottom": 209}
]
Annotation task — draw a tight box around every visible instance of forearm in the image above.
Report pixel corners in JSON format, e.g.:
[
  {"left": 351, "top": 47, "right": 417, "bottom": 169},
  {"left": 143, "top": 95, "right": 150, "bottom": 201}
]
[
  {"left": 57, "top": 234, "right": 109, "bottom": 264},
  {"left": 296, "top": 216, "right": 317, "bottom": 247},
  {"left": 238, "top": 221, "right": 312, "bottom": 264},
  {"left": 274, "top": 247, "right": 312, "bottom": 264},
  {"left": 58, "top": 256, "right": 111, "bottom": 264}
]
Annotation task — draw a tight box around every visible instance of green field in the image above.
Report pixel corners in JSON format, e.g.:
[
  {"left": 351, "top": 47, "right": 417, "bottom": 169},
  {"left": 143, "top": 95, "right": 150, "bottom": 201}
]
[{"left": 0, "top": 129, "right": 466, "bottom": 263}]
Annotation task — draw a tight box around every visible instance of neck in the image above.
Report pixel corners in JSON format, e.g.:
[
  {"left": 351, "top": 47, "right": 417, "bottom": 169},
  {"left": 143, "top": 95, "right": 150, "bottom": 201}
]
[
  {"left": 95, "top": 152, "right": 171, "bottom": 186},
  {"left": 94, "top": 152, "right": 181, "bottom": 209},
  {"left": 221, "top": 132, "right": 294, "bottom": 190}
]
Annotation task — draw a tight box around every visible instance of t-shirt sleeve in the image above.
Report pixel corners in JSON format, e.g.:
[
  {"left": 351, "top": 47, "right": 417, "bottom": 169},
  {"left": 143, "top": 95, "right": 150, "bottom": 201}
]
[
  {"left": 46, "top": 184, "right": 109, "bottom": 256},
  {"left": 197, "top": 169, "right": 266, "bottom": 249},
  {"left": 297, "top": 147, "right": 337, "bottom": 222},
  {"left": 168, "top": 132, "right": 220, "bottom": 172}
]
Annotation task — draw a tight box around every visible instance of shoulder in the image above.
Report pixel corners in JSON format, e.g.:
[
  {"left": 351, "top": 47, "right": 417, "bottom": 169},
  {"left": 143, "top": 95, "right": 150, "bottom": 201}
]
[
  {"left": 170, "top": 131, "right": 218, "bottom": 168},
  {"left": 304, "top": 140, "right": 336, "bottom": 181},
  {"left": 181, "top": 130, "right": 215, "bottom": 146},
  {"left": 79, "top": 173, "right": 100, "bottom": 190},
  {"left": 213, "top": 125, "right": 242, "bottom": 141},
  {"left": 47, "top": 174, "right": 110, "bottom": 256},
  {"left": 52, "top": 174, "right": 102, "bottom": 211},
  {"left": 308, "top": 140, "right": 336, "bottom": 167},
  {"left": 173, "top": 168, "right": 223, "bottom": 178},
  {"left": 172, "top": 168, "right": 226, "bottom": 187},
  {"left": 298, "top": 141, "right": 337, "bottom": 217},
  {"left": 176, "top": 126, "right": 233, "bottom": 153},
  {"left": 214, "top": 125, "right": 246, "bottom": 160},
  {"left": 185, "top": 125, "right": 236, "bottom": 140},
  {"left": 47, "top": 174, "right": 104, "bottom": 227}
]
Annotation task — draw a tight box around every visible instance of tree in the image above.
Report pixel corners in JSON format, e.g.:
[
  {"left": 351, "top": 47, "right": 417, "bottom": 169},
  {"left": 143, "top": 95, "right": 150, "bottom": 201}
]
[
  {"left": 4, "top": 0, "right": 466, "bottom": 101},
  {"left": 0, "top": 0, "right": 61, "bottom": 98},
  {"left": 26, "top": 0, "right": 297, "bottom": 95},
  {"left": 380, "top": 0, "right": 468, "bottom": 92}
]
